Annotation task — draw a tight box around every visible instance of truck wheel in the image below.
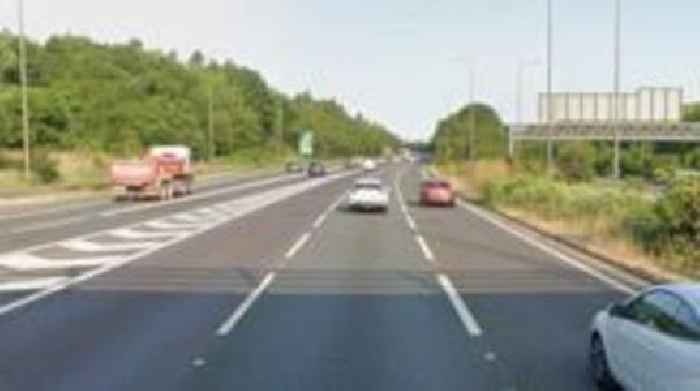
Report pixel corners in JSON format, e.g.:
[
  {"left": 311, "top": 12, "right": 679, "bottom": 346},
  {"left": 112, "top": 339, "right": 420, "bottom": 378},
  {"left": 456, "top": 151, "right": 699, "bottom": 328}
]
[
  {"left": 166, "top": 183, "right": 174, "bottom": 200},
  {"left": 160, "top": 183, "right": 172, "bottom": 201}
]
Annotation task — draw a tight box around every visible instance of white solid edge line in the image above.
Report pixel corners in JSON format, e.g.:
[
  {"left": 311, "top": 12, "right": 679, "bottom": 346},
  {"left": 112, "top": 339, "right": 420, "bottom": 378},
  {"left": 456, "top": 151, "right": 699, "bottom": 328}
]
[
  {"left": 312, "top": 213, "right": 327, "bottom": 229},
  {"left": 436, "top": 273, "right": 483, "bottom": 337},
  {"left": 216, "top": 272, "right": 277, "bottom": 336},
  {"left": 456, "top": 199, "right": 637, "bottom": 295},
  {"left": 415, "top": 235, "right": 434, "bottom": 262},
  {"left": 285, "top": 232, "right": 311, "bottom": 259}
]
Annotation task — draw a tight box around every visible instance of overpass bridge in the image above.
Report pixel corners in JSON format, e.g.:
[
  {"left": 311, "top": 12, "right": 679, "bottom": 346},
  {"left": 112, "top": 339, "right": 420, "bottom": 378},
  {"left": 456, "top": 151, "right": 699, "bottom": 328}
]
[
  {"left": 509, "top": 122, "right": 700, "bottom": 142},
  {"left": 507, "top": 122, "right": 700, "bottom": 177}
]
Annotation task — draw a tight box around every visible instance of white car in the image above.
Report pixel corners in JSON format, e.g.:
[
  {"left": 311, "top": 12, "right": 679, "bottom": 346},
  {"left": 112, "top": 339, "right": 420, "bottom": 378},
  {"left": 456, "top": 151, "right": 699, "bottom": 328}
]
[
  {"left": 347, "top": 178, "right": 389, "bottom": 212},
  {"left": 362, "top": 159, "right": 377, "bottom": 172},
  {"left": 589, "top": 283, "right": 700, "bottom": 391}
]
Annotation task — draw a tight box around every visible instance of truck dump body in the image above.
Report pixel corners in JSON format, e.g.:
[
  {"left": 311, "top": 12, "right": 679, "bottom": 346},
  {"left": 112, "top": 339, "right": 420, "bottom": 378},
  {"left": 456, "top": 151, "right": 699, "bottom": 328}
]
[
  {"left": 110, "top": 160, "right": 159, "bottom": 188},
  {"left": 110, "top": 145, "right": 194, "bottom": 201}
]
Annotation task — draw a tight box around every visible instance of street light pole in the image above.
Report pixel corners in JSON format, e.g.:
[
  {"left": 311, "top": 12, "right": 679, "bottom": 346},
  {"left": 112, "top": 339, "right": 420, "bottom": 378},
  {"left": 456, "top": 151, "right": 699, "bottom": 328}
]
[
  {"left": 208, "top": 86, "right": 214, "bottom": 161},
  {"left": 469, "top": 67, "right": 476, "bottom": 161},
  {"left": 18, "top": 0, "right": 30, "bottom": 180},
  {"left": 546, "top": 0, "right": 554, "bottom": 174},
  {"left": 612, "top": 0, "right": 622, "bottom": 179}
]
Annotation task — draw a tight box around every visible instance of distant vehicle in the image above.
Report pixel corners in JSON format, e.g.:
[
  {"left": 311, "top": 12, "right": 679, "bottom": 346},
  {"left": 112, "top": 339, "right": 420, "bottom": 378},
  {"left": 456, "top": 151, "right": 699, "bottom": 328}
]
[
  {"left": 111, "top": 145, "right": 193, "bottom": 201},
  {"left": 307, "top": 161, "right": 327, "bottom": 178},
  {"left": 362, "top": 159, "right": 377, "bottom": 172},
  {"left": 351, "top": 157, "right": 364, "bottom": 168},
  {"left": 391, "top": 155, "right": 402, "bottom": 164},
  {"left": 589, "top": 284, "right": 700, "bottom": 391},
  {"left": 347, "top": 178, "right": 389, "bottom": 212},
  {"left": 285, "top": 161, "right": 303, "bottom": 174},
  {"left": 420, "top": 179, "right": 455, "bottom": 207}
]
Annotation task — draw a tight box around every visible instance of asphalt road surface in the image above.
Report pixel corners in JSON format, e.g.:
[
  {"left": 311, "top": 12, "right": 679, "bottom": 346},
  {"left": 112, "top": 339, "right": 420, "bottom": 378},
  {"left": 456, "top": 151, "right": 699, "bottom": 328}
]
[{"left": 0, "top": 163, "right": 648, "bottom": 391}]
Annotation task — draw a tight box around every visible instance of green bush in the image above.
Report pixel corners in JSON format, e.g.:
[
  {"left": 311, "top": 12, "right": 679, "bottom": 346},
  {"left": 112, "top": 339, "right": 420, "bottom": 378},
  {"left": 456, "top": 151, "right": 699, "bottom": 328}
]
[
  {"left": 483, "top": 172, "right": 700, "bottom": 275},
  {"left": 30, "top": 150, "right": 60, "bottom": 184},
  {"left": 556, "top": 142, "right": 597, "bottom": 181}
]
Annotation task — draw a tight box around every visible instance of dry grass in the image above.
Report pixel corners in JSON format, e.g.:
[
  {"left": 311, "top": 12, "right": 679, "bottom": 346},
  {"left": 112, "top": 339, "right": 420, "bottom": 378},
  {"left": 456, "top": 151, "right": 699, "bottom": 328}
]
[
  {"left": 438, "top": 160, "right": 512, "bottom": 199},
  {"left": 435, "top": 160, "right": 688, "bottom": 283},
  {"left": 501, "top": 207, "right": 685, "bottom": 282},
  {"left": 0, "top": 149, "right": 283, "bottom": 209}
]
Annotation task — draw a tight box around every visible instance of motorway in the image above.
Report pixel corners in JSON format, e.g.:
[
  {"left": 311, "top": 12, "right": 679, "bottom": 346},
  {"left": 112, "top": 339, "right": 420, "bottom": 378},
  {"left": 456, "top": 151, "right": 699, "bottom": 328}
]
[{"left": 0, "top": 163, "right": 647, "bottom": 391}]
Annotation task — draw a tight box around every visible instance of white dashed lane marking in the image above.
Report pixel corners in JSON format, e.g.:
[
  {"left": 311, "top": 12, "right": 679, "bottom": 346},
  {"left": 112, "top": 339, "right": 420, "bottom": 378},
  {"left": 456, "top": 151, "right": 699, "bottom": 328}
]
[{"left": 394, "top": 166, "right": 484, "bottom": 338}]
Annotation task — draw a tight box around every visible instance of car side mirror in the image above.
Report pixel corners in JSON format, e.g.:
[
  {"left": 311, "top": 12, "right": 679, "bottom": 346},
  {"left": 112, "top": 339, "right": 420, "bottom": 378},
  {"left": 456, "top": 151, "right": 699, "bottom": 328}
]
[{"left": 609, "top": 303, "right": 631, "bottom": 319}]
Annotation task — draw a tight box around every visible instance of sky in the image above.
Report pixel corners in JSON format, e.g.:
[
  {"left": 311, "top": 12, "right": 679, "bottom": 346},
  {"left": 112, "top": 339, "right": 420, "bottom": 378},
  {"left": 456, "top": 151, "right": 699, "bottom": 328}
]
[{"left": 1, "top": 0, "right": 699, "bottom": 140}]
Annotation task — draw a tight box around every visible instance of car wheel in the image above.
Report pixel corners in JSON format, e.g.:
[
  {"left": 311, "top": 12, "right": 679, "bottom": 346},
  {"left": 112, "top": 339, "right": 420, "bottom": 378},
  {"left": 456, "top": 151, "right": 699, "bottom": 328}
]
[{"left": 589, "top": 335, "right": 621, "bottom": 391}]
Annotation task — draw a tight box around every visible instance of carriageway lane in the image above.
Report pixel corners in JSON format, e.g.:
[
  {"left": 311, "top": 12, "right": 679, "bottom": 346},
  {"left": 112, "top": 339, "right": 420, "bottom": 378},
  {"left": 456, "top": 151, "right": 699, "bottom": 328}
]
[
  {"left": 0, "top": 166, "right": 362, "bottom": 391},
  {"left": 0, "top": 167, "right": 297, "bottom": 224},
  {"left": 0, "top": 170, "right": 320, "bottom": 297},
  {"left": 0, "top": 170, "right": 313, "bottom": 252},
  {"left": 183, "top": 166, "right": 510, "bottom": 391},
  {"left": 401, "top": 165, "right": 632, "bottom": 391}
]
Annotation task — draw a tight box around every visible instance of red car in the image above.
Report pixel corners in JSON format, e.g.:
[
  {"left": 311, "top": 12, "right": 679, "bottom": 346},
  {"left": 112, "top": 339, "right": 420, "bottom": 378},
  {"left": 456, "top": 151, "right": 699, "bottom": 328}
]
[{"left": 420, "top": 179, "right": 455, "bottom": 207}]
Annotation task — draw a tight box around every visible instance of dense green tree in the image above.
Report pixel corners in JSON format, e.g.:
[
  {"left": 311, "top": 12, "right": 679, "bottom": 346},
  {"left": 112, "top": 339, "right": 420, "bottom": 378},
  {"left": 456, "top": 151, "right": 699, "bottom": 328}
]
[
  {"left": 431, "top": 103, "right": 506, "bottom": 162},
  {"left": 0, "top": 32, "right": 398, "bottom": 160}
]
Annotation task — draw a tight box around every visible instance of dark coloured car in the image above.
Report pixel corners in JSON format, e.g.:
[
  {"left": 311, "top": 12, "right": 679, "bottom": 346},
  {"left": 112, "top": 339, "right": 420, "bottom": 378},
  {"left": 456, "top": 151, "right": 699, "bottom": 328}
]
[{"left": 307, "top": 161, "right": 327, "bottom": 177}]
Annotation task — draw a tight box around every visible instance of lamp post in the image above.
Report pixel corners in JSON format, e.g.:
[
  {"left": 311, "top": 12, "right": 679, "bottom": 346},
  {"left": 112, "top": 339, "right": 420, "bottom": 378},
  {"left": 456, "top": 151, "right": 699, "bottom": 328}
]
[
  {"left": 18, "top": 0, "right": 30, "bottom": 179},
  {"left": 469, "top": 66, "right": 476, "bottom": 161},
  {"left": 208, "top": 85, "right": 214, "bottom": 161},
  {"left": 546, "top": 0, "right": 554, "bottom": 174},
  {"left": 612, "top": 0, "right": 622, "bottom": 179}
]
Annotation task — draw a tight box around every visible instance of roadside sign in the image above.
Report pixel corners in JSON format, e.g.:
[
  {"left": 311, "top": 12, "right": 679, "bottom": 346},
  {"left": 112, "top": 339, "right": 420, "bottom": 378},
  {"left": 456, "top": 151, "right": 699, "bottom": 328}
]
[{"left": 299, "top": 129, "right": 313, "bottom": 158}]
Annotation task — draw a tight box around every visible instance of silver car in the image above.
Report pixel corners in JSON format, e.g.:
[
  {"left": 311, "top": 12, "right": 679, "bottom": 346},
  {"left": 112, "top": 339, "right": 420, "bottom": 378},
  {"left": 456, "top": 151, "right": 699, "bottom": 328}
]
[{"left": 589, "top": 283, "right": 700, "bottom": 390}]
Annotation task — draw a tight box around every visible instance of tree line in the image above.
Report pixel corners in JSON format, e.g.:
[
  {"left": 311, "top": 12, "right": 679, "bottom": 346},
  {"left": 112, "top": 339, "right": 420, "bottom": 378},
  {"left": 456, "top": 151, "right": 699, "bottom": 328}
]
[
  {"left": 431, "top": 101, "right": 700, "bottom": 181},
  {"left": 431, "top": 103, "right": 506, "bottom": 162},
  {"left": 0, "top": 30, "right": 398, "bottom": 160}
]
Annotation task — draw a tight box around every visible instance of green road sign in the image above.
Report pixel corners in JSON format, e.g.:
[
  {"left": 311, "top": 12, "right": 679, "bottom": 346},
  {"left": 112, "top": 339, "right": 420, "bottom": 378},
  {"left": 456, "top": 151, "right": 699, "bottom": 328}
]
[{"left": 299, "top": 129, "right": 313, "bottom": 158}]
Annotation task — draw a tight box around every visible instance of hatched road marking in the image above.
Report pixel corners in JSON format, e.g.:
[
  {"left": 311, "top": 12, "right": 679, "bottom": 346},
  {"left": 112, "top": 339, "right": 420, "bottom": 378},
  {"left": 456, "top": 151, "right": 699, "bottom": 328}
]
[
  {"left": 100, "top": 173, "right": 303, "bottom": 218},
  {"left": 0, "top": 277, "right": 68, "bottom": 292},
  {"left": 0, "top": 171, "right": 355, "bottom": 317}
]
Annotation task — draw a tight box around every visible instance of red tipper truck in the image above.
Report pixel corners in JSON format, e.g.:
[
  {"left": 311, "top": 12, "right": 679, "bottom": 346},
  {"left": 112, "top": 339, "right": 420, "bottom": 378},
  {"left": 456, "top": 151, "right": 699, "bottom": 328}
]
[{"left": 111, "top": 145, "right": 194, "bottom": 201}]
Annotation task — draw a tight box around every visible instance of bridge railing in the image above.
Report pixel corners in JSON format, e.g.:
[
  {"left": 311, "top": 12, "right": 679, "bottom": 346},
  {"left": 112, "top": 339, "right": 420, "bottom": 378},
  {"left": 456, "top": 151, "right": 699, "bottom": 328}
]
[{"left": 509, "top": 122, "right": 700, "bottom": 141}]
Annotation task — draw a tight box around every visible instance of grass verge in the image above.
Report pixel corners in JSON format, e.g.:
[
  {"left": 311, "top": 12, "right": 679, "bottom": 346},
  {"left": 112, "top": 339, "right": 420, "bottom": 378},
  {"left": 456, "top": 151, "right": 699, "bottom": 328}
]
[{"left": 435, "top": 160, "right": 699, "bottom": 281}]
